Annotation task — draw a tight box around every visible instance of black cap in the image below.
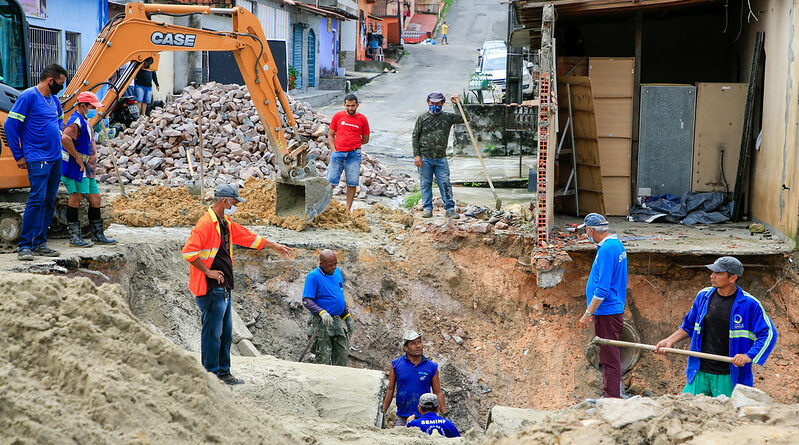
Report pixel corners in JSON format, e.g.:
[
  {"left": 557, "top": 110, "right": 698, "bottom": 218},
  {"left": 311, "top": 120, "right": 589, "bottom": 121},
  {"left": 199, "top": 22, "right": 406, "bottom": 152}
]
[
  {"left": 427, "top": 92, "right": 445, "bottom": 103},
  {"left": 706, "top": 256, "right": 743, "bottom": 277},
  {"left": 214, "top": 184, "right": 246, "bottom": 202}
]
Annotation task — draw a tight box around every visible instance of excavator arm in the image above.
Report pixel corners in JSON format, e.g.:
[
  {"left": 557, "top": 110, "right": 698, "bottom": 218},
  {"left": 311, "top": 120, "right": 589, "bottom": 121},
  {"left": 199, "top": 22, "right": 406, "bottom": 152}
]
[{"left": 60, "top": 3, "right": 331, "bottom": 219}]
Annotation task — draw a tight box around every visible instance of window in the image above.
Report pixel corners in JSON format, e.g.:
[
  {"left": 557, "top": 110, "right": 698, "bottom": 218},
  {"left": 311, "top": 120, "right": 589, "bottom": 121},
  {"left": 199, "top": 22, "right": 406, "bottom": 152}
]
[
  {"left": 0, "top": 0, "right": 27, "bottom": 89},
  {"left": 65, "top": 32, "right": 81, "bottom": 81},
  {"left": 27, "top": 26, "right": 60, "bottom": 86}
]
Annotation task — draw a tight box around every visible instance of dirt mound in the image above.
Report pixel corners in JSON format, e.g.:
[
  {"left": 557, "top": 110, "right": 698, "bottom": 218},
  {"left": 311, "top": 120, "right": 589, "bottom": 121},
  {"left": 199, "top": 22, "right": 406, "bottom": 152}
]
[
  {"left": 112, "top": 178, "right": 369, "bottom": 232},
  {"left": 369, "top": 204, "right": 415, "bottom": 228},
  {"left": 0, "top": 272, "right": 295, "bottom": 445},
  {"left": 480, "top": 394, "right": 799, "bottom": 444}
]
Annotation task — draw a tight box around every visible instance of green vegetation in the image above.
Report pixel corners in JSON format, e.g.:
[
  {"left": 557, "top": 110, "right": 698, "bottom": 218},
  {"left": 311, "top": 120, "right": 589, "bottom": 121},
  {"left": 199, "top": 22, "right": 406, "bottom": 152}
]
[
  {"left": 403, "top": 189, "right": 422, "bottom": 209},
  {"left": 440, "top": 0, "right": 454, "bottom": 21},
  {"left": 483, "top": 144, "right": 503, "bottom": 156}
]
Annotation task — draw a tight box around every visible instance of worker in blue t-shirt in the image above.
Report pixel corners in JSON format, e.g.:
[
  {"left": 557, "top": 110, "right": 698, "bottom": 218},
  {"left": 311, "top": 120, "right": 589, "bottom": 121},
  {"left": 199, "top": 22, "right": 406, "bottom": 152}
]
[
  {"left": 382, "top": 330, "right": 448, "bottom": 426},
  {"left": 3, "top": 64, "right": 68, "bottom": 261},
  {"left": 577, "top": 213, "right": 628, "bottom": 398},
  {"left": 407, "top": 393, "right": 460, "bottom": 438},
  {"left": 302, "top": 249, "right": 354, "bottom": 366}
]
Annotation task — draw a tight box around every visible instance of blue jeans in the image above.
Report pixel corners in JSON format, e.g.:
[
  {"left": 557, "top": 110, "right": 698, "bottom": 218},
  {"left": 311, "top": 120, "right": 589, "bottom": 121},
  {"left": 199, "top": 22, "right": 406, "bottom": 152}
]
[
  {"left": 134, "top": 85, "right": 153, "bottom": 104},
  {"left": 327, "top": 149, "right": 361, "bottom": 186},
  {"left": 418, "top": 157, "right": 455, "bottom": 211},
  {"left": 196, "top": 287, "right": 233, "bottom": 376},
  {"left": 20, "top": 160, "right": 62, "bottom": 251}
]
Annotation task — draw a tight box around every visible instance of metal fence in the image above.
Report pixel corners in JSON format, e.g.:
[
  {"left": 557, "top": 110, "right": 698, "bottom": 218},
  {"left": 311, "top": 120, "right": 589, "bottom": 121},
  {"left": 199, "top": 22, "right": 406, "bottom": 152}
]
[
  {"left": 65, "top": 31, "right": 81, "bottom": 80},
  {"left": 27, "top": 26, "right": 60, "bottom": 86}
]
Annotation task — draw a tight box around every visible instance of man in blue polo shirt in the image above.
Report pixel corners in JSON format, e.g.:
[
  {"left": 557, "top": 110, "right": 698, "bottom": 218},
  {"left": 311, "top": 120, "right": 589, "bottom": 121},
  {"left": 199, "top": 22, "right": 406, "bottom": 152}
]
[
  {"left": 302, "top": 249, "right": 354, "bottom": 366},
  {"left": 382, "top": 330, "right": 448, "bottom": 426},
  {"left": 3, "top": 64, "right": 68, "bottom": 261},
  {"left": 577, "top": 213, "right": 628, "bottom": 398},
  {"left": 407, "top": 393, "right": 460, "bottom": 438}
]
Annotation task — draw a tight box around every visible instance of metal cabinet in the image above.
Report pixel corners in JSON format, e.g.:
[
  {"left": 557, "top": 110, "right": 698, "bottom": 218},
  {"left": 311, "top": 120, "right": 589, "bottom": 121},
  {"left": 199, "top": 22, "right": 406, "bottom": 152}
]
[{"left": 637, "top": 85, "right": 696, "bottom": 196}]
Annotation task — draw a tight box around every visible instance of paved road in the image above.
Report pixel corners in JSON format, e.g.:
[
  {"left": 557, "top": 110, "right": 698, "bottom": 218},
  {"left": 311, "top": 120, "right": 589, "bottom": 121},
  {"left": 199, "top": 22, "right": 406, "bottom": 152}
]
[{"left": 319, "top": 0, "right": 508, "bottom": 179}]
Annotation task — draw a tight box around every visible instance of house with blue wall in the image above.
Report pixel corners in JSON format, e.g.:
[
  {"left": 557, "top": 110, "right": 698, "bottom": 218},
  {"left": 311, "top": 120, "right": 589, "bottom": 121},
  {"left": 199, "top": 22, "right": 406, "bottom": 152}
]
[{"left": 22, "top": 0, "right": 107, "bottom": 84}]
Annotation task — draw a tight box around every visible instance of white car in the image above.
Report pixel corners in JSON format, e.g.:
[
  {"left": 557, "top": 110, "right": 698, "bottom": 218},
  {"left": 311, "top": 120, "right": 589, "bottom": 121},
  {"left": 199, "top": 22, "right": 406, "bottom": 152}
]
[{"left": 477, "top": 50, "right": 534, "bottom": 99}]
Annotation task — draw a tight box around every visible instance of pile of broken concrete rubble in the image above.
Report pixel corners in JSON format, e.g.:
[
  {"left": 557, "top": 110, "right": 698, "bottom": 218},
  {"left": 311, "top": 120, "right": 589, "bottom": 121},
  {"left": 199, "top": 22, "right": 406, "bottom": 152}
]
[
  {"left": 483, "top": 385, "right": 799, "bottom": 444},
  {"left": 97, "top": 82, "right": 414, "bottom": 198}
]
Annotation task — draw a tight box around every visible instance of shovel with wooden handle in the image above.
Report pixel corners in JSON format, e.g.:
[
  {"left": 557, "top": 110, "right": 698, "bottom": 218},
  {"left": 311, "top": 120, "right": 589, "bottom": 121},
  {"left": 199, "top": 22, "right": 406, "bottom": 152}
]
[
  {"left": 454, "top": 97, "right": 502, "bottom": 211},
  {"left": 590, "top": 336, "right": 734, "bottom": 363},
  {"left": 99, "top": 120, "right": 127, "bottom": 198}
]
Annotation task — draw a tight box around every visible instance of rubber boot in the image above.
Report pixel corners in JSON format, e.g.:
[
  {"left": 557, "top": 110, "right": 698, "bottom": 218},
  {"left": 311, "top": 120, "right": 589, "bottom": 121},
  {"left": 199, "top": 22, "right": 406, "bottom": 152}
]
[
  {"left": 90, "top": 219, "right": 117, "bottom": 244},
  {"left": 68, "top": 222, "right": 93, "bottom": 248}
]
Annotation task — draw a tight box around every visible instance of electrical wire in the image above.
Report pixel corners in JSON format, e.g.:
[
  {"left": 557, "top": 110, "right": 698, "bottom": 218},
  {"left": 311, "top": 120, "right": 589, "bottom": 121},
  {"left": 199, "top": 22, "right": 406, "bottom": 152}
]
[
  {"left": 735, "top": 0, "right": 744, "bottom": 41},
  {"left": 720, "top": 148, "right": 729, "bottom": 194}
]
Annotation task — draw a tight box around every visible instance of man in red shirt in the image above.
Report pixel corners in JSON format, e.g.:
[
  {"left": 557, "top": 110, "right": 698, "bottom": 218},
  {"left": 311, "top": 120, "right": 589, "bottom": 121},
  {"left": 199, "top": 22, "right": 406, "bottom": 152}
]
[{"left": 327, "top": 94, "right": 370, "bottom": 211}]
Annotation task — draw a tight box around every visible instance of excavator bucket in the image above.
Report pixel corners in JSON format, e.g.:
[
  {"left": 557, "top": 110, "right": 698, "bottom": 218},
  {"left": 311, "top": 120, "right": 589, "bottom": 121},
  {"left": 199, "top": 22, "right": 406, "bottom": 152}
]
[{"left": 275, "top": 177, "right": 332, "bottom": 221}]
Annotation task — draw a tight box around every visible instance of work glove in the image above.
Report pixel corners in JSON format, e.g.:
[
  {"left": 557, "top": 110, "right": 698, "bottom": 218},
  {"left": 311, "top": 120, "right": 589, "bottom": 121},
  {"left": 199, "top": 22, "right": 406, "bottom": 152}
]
[
  {"left": 345, "top": 316, "right": 354, "bottom": 335},
  {"left": 319, "top": 310, "right": 333, "bottom": 327}
]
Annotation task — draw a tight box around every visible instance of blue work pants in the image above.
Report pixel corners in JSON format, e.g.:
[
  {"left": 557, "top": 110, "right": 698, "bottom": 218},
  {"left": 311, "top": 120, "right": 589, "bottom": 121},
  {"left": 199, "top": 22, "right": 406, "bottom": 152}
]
[{"left": 19, "top": 159, "right": 62, "bottom": 251}]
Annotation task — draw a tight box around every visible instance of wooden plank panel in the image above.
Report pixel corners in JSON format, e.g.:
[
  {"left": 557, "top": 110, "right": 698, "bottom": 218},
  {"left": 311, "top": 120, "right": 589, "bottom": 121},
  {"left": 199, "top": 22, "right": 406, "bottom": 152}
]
[
  {"left": 575, "top": 139, "right": 601, "bottom": 166},
  {"left": 602, "top": 176, "right": 631, "bottom": 216},
  {"left": 594, "top": 98, "right": 633, "bottom": 138},
  {"left": 589, "top": 58, "right": 634, "bottom": 98},
  {"left": 598, "top": 137, "right": 631, "bottom": 176},
  {"left": 557, "top": 56, "right": 589, "bottom": 77},
  {"left": 692, "top": 82, "right": 746, "bottom": 192}
]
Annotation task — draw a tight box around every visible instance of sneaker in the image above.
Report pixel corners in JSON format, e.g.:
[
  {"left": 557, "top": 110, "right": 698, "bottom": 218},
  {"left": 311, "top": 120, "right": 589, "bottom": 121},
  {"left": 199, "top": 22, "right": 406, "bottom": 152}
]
[
  {"left": 32, "top": 244, "right": 60, "bottom": 257},
  {"left": 18, "top": 248, "right": 34, "bottom": 261},
  {"left": 218, "top": 374, "right": 244, "bottom": 385},
  {"left": 421, "top": 209, "right": 433, "bottom": 218},
  {"left": 445, "top": 210, "right": 460, "bottom": 220}
]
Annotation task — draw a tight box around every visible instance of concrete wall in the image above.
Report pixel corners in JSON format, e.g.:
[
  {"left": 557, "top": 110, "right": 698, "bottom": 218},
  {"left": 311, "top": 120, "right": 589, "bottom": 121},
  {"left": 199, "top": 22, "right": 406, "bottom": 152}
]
[
  {"left": 318, "top": 17, "right": 340, "bottom": 75},
  {"left": 741, "top": 0, "right": 799, "bottom": 242},
  {"left": 340, "top": 18, "right": 357, "bottom": 71},
  {"left": 24, "top": 0, "right": 104, "bottom": 73},
  {"left": 452, "top": 104, "right": 537, "bottom": 156}
]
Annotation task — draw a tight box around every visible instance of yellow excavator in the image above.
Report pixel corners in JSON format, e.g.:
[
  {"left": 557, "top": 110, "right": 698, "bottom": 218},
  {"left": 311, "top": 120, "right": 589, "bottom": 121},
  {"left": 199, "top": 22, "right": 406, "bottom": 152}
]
[{"left": 0, "top": 1, "right": 331, "bottom": 251}]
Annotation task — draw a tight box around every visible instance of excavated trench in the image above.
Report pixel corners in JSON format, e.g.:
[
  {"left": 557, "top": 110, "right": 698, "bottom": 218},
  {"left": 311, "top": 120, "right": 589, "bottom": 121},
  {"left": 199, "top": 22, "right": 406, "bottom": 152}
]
[{"left": 61, "top": 230, "right": 799, "bottom": 431}]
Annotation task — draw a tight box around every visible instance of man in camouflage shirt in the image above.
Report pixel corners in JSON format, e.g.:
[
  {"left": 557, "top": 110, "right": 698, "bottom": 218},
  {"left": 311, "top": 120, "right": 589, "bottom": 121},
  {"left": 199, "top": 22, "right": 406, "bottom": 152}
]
[{"left": 412, "top": 92, "right": 465, "bottom": 219}]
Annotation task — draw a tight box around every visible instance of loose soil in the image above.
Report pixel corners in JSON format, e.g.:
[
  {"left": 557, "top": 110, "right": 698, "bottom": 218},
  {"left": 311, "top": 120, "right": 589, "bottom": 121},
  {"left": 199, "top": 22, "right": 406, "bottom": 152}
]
[{"left": 112, "top": 178, "right": 369, "bottom": 232}]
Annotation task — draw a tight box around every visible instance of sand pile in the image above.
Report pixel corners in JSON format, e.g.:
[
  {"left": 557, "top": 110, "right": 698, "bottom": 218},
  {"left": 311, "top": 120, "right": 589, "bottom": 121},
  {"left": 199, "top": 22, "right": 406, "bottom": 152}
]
[
  {"left": 369, "top": 204, "right": 415, "bottom": 228},
  {"left": 112, "top": 178, "right": 369, "bottom": 232},
  {"left": 0, "top": 272, "right": 295, "bottom": 445},
  {"left": 99, "top": 82, "right": 414, "bottom": 198}
]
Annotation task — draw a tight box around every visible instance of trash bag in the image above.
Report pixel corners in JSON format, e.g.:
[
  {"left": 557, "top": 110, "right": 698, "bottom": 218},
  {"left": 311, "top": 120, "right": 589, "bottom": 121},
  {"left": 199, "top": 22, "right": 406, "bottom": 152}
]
[{"left": 628, "top": 192, "right": 733, "bottom": 225}]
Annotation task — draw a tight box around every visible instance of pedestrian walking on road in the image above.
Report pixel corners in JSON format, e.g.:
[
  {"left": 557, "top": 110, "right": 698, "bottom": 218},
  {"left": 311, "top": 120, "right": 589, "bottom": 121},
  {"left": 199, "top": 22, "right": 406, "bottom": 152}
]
[
  {"left": 302, "top": 249, "right": 355, "bottom": 366},
  {"left": 412, "top": 92, "right": 466, "bottom": 219},
  {"left": 382, "top": 330, "right": 448, "bottom": 426},
  {"left": 406, "top": 393, "right": 460, "bottom": 438},
  {"left": 655, "top": 256, "right": 777, "bottom": 397},
  {"left": 60, "top": 91, "right": 116, "bottom": 248},
  {"left": 576, "top": 213, "right": 628, "bottom": 398},
  {"left": 327, "top": 94, "right": 370, "bottom": 211},
  {"left": 441, "top": 22, "right": 449, "bottom": 44},
  {"left": 4, "top": 63, "right": 68, "bottom": 261},
  {"left": 182, "top": 184, "right": 294, "bottom": 385}
]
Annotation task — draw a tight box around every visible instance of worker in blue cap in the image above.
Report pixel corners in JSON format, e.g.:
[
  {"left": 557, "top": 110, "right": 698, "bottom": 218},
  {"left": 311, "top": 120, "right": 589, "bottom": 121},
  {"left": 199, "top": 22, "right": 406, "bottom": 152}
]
[{"left": 577, "top": 213, "right": 628, "bottom": 398}]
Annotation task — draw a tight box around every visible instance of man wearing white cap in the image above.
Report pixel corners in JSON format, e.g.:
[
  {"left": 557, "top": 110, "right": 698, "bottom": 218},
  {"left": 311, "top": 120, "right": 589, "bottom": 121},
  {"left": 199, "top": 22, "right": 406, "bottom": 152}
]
[
  {"left": 382, "top": 330, "right": 448, "bottom": 426},
  {"left": 577, "top": 212, "right": 628, "bottom": 398},
  {"left": 61, "top": 91, "right": 115, "bottom": 247}
]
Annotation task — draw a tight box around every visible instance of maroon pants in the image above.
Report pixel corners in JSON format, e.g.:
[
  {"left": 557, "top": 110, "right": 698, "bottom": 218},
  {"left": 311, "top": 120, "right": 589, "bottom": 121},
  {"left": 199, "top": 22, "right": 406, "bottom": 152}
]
[{"left": 594, "top": 313, "right": 624, "bottom": 398}]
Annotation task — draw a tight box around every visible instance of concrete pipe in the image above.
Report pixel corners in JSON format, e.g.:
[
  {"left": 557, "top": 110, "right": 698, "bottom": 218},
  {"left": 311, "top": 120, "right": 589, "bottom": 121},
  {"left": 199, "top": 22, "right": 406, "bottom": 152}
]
[{"left": 585, "top": 321, "right": 642, "bottom": 374}]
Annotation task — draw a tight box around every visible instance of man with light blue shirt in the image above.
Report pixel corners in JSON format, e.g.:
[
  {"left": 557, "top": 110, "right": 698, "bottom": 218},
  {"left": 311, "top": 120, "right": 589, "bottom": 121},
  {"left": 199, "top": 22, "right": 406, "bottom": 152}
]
[
  {"left": 3, "top": 64, "right": 68, "bottom": 261},
  {"left": 302, "top": 249, "right": 354, "bottom": 366},
  {"left": 577, "top": 213, "right": 627, "bottom": 398}
]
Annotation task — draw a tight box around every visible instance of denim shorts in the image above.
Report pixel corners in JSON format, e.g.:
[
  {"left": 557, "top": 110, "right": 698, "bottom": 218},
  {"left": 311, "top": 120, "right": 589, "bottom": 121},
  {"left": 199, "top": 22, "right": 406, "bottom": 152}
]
[
  {"left": 134, "top": 85, "right": 153, "bottom": 104},
  {"left": 327, "top": 149, "right": 361, "bottom": 187}
]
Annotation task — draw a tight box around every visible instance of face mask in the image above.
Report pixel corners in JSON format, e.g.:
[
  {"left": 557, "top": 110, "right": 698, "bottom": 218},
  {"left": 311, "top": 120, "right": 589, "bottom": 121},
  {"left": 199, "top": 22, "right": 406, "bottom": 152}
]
[
  {"left": 49, "top": 80, "right": 63, "bottom": 95},
  {"left": 585, "top": 230, "right": 595, "bottom": 243},
  {"left": 87, "top": 108, "right": 97, "bottom": 120},
  {"left": 224, "top": 204, "right": 237, "bottom": 216},
  {"left": 429, "top": 105, "right": 443, "bottom": 114}
]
